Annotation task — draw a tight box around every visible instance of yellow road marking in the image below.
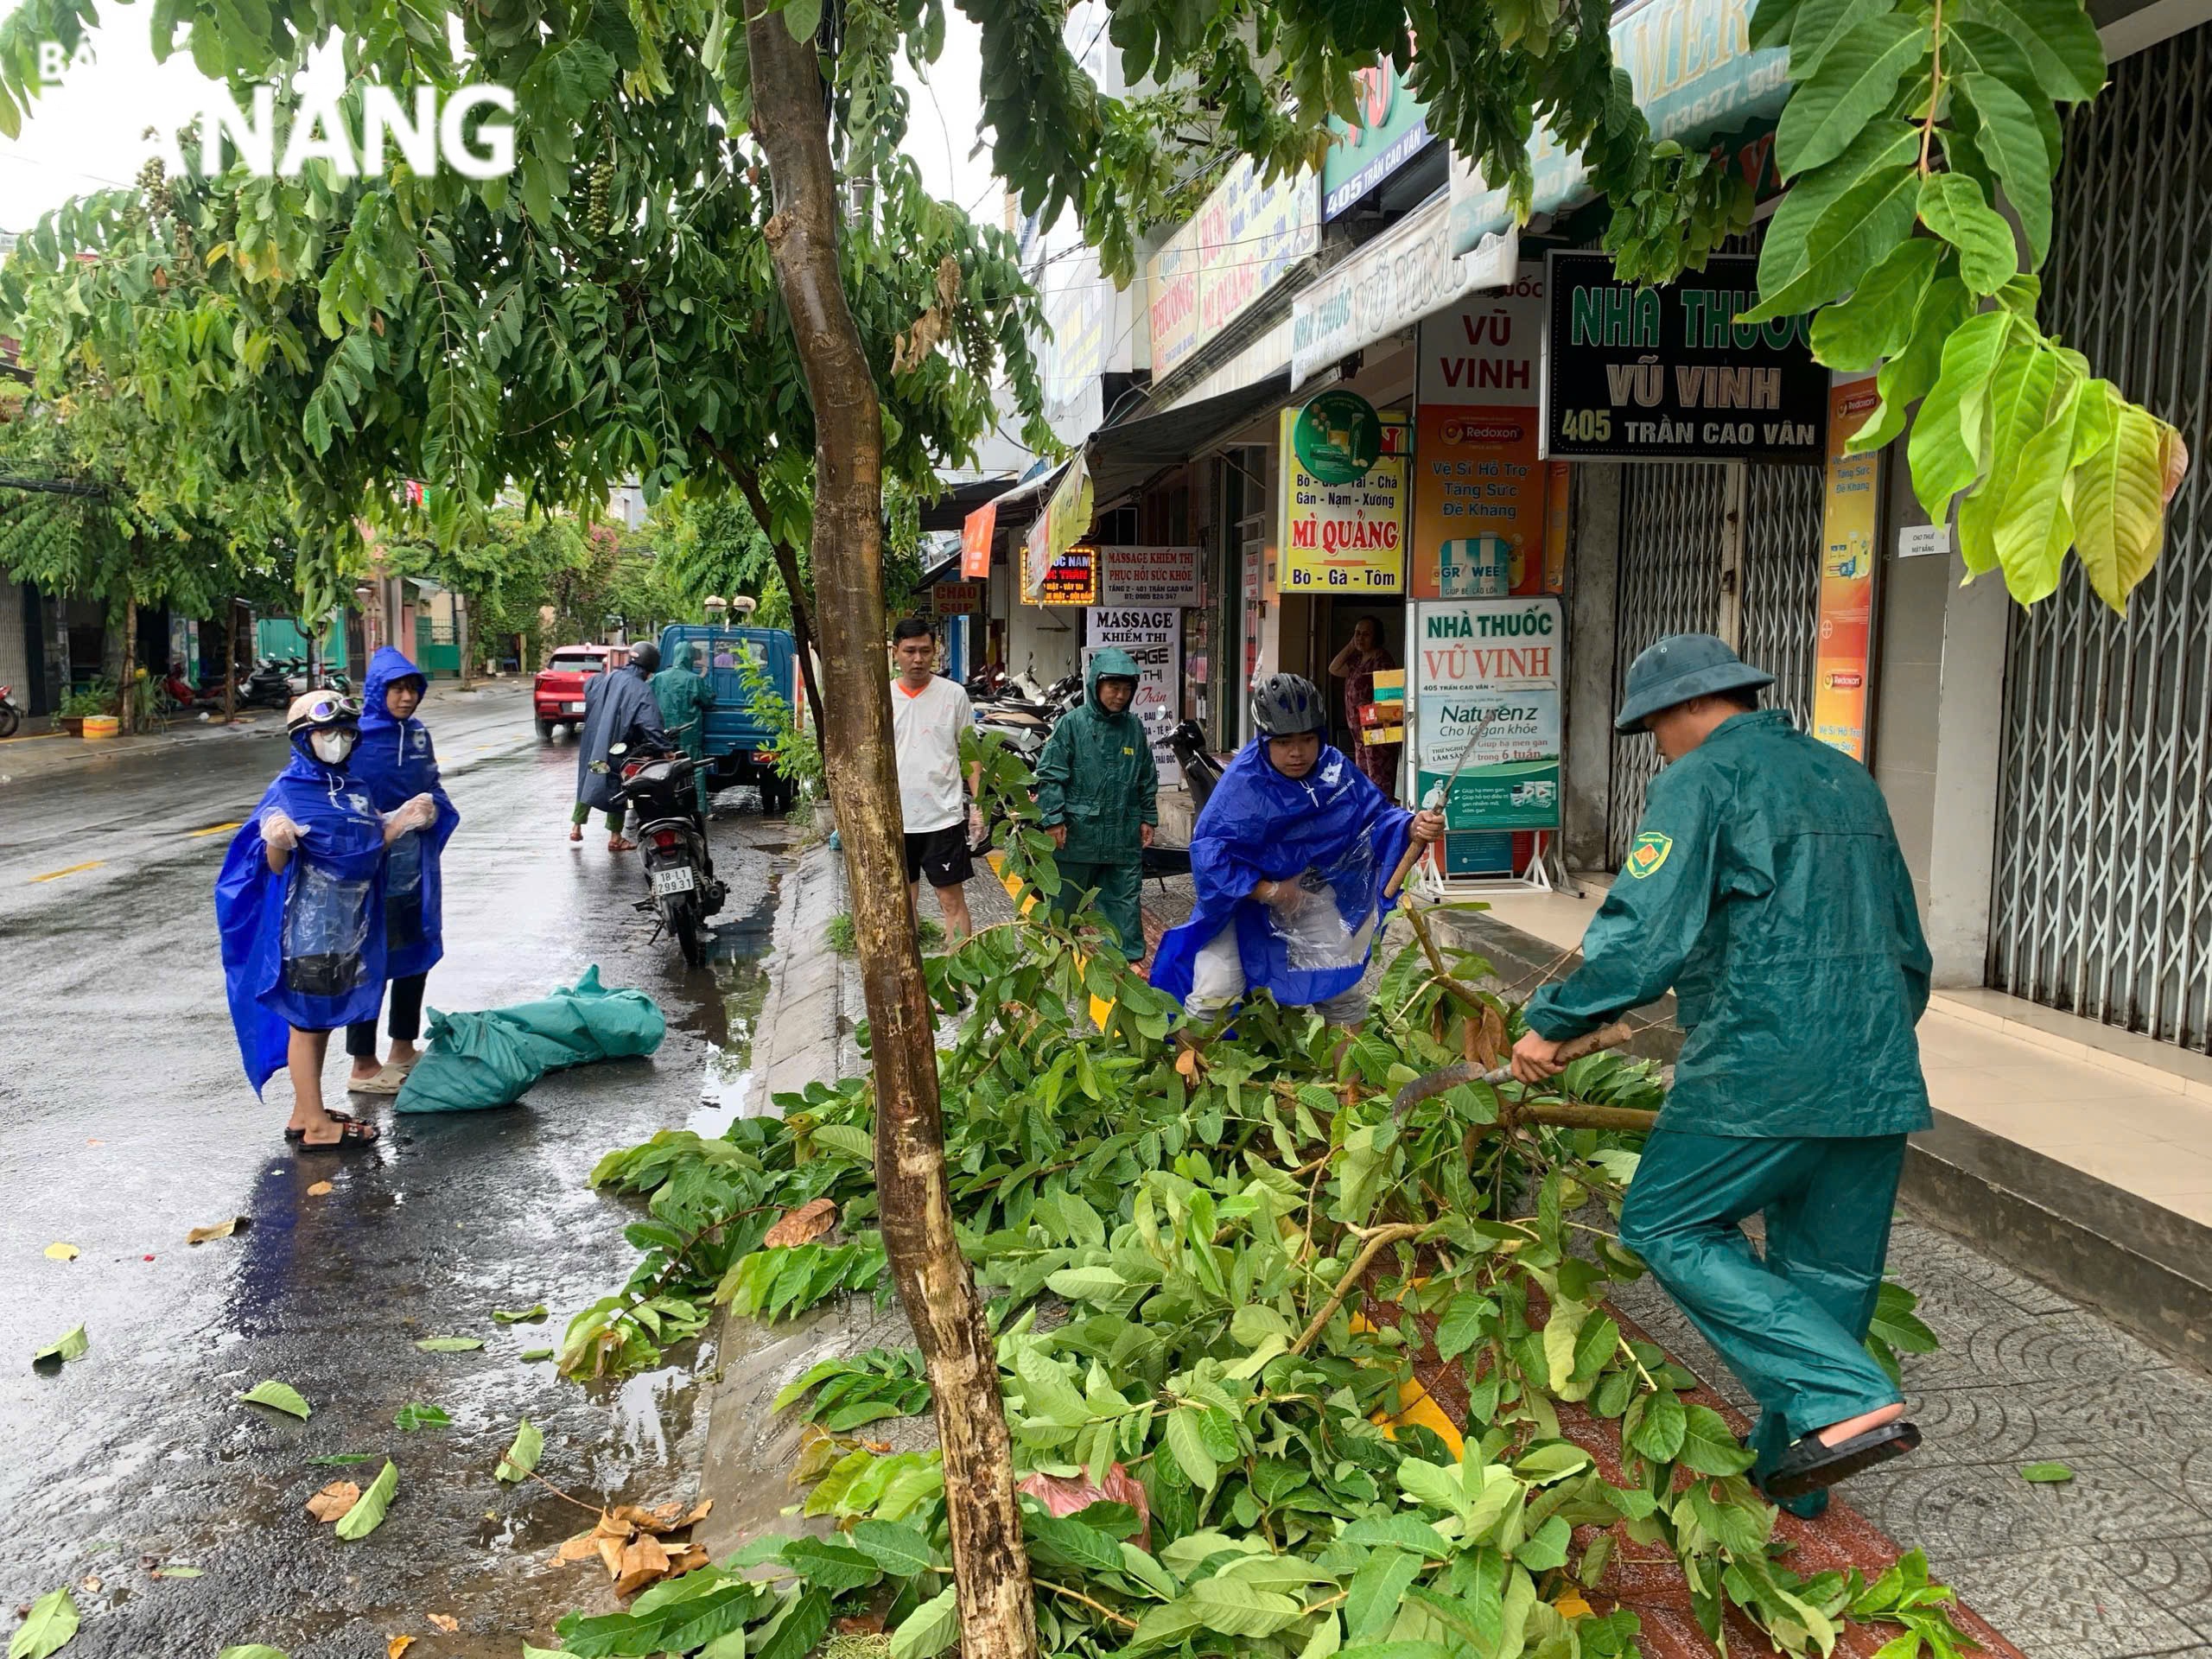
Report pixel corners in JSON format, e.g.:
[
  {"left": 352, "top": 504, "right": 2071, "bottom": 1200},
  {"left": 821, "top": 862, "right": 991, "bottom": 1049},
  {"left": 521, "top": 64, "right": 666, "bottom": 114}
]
[
  {"left": 987, "top": 850, "right": 1116, "bottom": 1028},
  {"left": 30, "top": 861, "right": 105, "bottom": 883},
  {"left": 187, "top": 821, "right": 243, "bottom": 838},
  {"left": 0, "top": 731, "right": 63, "bottom": 746}
]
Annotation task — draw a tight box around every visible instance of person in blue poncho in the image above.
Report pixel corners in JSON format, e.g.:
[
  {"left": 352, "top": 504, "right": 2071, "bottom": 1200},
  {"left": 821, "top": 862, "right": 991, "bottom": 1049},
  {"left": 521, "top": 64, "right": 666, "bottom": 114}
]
[
  {"left": 1152, "top": 674, "right": 1443, "bottom": 1033},
  {"left": 216, "top": 692, "right": 440, "bottom": 1149},
  {"left": 341, "top": 647, "right": 461, "bottom": 1096}
]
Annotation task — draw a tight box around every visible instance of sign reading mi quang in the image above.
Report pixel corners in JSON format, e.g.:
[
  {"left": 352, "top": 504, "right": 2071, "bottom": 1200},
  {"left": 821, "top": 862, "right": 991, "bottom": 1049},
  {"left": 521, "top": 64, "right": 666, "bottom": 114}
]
[{"left": 1539, "top": 251, "right": 1827, "bottom": 463}]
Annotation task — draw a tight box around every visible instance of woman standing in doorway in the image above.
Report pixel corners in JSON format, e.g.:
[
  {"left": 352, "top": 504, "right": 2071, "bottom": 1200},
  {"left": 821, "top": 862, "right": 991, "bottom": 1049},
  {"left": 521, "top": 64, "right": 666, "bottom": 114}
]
[{"left": 1327, "top": 616, "right": 1400, "bottom": 800}]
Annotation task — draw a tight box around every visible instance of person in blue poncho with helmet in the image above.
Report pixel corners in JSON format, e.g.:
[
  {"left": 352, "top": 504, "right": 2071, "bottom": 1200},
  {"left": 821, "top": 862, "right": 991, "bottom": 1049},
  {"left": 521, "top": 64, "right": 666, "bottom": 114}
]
[
  {"left": 341, "top": 647, "right": 461, "bottom": 1096},
  {"left": 1152, "top": 673, "right": 1444, "bottom": 1033},
  {"left": 216, "top": 691, "right": 440, "bottom": 1149}
]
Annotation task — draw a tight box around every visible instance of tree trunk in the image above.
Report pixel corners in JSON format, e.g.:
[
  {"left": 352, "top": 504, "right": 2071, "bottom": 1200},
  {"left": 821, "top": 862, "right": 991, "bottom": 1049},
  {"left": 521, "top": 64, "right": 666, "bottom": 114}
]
[
  {"left": 117, "top": 593, "right": 137, "bottom": 727},
  {"left": 224, "top": 601, "right": 238, "bottom": 725},
  {"left": 741, "top": 9, "right": 1037, "bottom": 1658},
  {"left": 458, "top": 595, "right": 476, "bottom": 689}
]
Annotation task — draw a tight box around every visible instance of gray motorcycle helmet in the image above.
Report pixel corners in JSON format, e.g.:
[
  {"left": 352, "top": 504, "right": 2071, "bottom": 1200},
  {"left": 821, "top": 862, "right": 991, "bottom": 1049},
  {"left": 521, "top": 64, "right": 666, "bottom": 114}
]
[{"left": 1250, "top": 673, "right": 1326, "bottom": 738}]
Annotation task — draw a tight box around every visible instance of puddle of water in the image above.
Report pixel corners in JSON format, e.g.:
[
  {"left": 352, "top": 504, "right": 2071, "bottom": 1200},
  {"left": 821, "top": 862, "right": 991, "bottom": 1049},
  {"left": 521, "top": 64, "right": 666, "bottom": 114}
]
[{"left": 689, "top": 874, "right": 776, "bottom": 1135}]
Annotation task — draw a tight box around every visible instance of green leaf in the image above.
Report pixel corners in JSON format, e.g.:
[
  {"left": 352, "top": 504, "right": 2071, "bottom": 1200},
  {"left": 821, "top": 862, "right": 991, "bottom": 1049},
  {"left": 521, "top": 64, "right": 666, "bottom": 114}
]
[
  {"left": 8, "top": 1589, "right": 78, "bottom": 1659},
  {"left": 1750, "top": 0, "right": 1805, "bottom": 49},
  {"left": 1949, "top": 0, "right": 2106, "bottom": 100},
  {"left": 1433, "top": 1291, "right": 1495, "bottom": 1363},
  {"left": 809, "top": 1123, "right": 874, "bottom": 1162},
  {"left": 1758, "top": 119, "right": 1917, "bottom": 296},
  {"left": 1345, "top": 1547, "right": 1423, "bottom": 1643},
  {"left": 1992, "top": 373, "right": 2087, "bottom": 603},
  {"left": 394, "top": 1402, "right": 451, "bottom": 1431},
  {"left": 1626, "top": 1388, "right": 1687, "bottom": 1463},
  {"left": 2020, "top": 1460, "right": 2075, "bottom": 1483},
  {"left": 1189, "top": 1576, "right": 1306, "bottom": 1638},
  {"left": 496, "top": 1419, "right": 545, "bottom": 1484},
  {"left": 1676, "top": 1405, "right": 1758, "bottom": 1476},
  {"left": 1165, "top": 1408, "right": 1219, "bottom": 1492},
  {"left": 215, "top": 1649, "right": 290, "bottom": 1659},
  {"left": 1338, "top": 1515, "right": 1456, "bottom": 1557},
  {"left": 1808, "top": 236, "right": 1942, "bottom": 369},
  {"left": 1917, "top": 173, "right": 2019, "bottom": 295},
  {"left": 1014, "top": 1348, "right": 1089, "bottom": 1429},
  {"left": 1908, "top": 308, "right": 2018, "bottom": 522},
  {"left": 1775, "top": 12, "right": 1928, "bottom": 178},
  {"left": 1955, "top": 336, "right": 2060, "bottom": 575},
  {"left": 1957, "top": 75, "right": 2054, "bottom": 265},
  {"left": 519, "top": 1348, "right": 556, "bottom": 1362},
  {"left": 848, "top": 1519, "right": 935, "bottom": 1578},
  {"left": 491, "top": 1305, "right": 550, "bottom": 1324},
  {"left": 1789, "top": 0, "right": 1893, "bottom": 79},
  {"left": 1744, "top": 162, "right": 1920, "bottom": 321},
  {"left": 152, "top": 1566, "right": 203, "bottom": 1579},
  {"left": 783, "top": 0, "right": 823, "bottom": 41},
  {"left": 1541, "top": 1301, "right": 1587, "bottom": 1394},
  {"left": 239, "top": 1380, "right": 312, "bottom": 1421},
  {"left": 334, "top": 1459, "right": 397, "bottom": 1540},
  {"left": 1851, "top": 272, "right": 1972, "bottom": 454},
  {"left": 2070, "top": 397, "right": 2173, "bottom": 613},
  {"left": 415, "top": 1337, "right": 484, "bottom": 1352},
  {"left": 889, "top": 1585, "right": 959, "bottom": 1659},
  {"left": 32, "top": 1325, "right": 88, "bottom": 1366}
]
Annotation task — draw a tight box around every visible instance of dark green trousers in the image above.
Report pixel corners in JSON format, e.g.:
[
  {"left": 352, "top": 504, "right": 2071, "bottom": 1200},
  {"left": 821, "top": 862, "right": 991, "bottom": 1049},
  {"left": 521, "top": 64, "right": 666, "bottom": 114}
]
[
  {"left": 1050, "top": 858, "right": 1145, "bottom": 961},
  {"left": 1620, "top": 1129, "right": 1906, "bottom": 1496}
]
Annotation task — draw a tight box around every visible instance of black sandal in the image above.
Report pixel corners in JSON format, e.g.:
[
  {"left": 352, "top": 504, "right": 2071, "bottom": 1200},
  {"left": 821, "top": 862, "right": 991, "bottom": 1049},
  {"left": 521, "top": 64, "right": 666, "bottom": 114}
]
[
  {"left": 1761, "top": 1421, "right": 1921, "bottom": 1499},
  {"left": 289, "top": 1110, "right": 381, "bottom": 1150}
]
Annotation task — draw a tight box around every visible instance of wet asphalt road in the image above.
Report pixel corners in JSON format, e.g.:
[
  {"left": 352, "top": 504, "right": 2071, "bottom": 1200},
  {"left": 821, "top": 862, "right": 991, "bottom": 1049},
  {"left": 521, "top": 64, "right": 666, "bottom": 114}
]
[{"left": 0, "top": 683, "right": 790, "bottom": 1656}]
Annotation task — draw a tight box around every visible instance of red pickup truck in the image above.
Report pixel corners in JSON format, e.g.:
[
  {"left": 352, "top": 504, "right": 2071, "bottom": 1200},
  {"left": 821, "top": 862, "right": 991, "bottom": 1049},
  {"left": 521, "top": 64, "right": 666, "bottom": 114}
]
[{"left": 534, "top": 644, "right": 630, "bottom": 740}]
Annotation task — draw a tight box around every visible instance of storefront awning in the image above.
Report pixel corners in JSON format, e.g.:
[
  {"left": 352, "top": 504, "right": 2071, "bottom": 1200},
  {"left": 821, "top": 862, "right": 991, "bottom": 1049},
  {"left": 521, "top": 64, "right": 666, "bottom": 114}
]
[
  {"left": 919, "top": 475, "right": 1027, "bottom": 532},
  {"left": 1084, "top": 371, "right": 1299, "bottom": 507}
]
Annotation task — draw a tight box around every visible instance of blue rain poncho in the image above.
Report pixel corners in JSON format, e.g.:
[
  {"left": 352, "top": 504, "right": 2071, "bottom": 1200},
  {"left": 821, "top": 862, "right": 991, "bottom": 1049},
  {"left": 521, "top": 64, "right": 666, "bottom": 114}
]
[
  {"left": 216, "top": 741, "right": 391, "bottom": 1092},
  {"left": 1150, "top": 739, "right": 1414, "bottom": 1010},
  {"left": 352, "top": 646, "right": 460, "bottom": 979},
  {"left": 575, "top": 658, "right": 668, "bottom": 811}
]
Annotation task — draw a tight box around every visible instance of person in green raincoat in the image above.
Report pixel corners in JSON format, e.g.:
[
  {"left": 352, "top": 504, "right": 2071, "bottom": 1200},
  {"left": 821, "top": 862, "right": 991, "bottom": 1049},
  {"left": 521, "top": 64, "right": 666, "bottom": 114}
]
[
  {"left": 1510, "top": 633, "right": 1932, "bottom": 1509},
  {"left": 651, "top": 645, "right": 717, "bottom": 817},
  {"left": 1033, "top": 647, "right": 1158, "bottom": 960}
]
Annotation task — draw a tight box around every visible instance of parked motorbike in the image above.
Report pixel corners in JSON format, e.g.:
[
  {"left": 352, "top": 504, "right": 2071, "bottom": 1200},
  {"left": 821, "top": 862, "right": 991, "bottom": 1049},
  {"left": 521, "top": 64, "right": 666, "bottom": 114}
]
[
  {"left": 1168, "top": 720, "right": 1227, "bottom": 813},
  {"left": 608, "top": 741, "right": 727, "bottom": 969},
  {"left": 972, "top": 670, "right": 1080, "bottom": 767},
  {"left": 0, "top": 683, "right": 22, "bottom": 740},
  {"left": 240, "top": 657, "right": 295, "bottom": 709}
]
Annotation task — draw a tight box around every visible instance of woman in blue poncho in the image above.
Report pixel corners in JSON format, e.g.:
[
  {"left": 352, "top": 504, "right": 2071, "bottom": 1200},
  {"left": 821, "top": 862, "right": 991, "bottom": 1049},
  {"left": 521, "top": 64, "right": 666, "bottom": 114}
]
[
  {"left": 216, "top": 692, "right": 439, "bottom": 1149},
  {"left": 1151, "top": 674, "right": 1443, "bottom": 1033},
  {"left": 342, "top": 647, "right": 461, "bottom": 1095}
]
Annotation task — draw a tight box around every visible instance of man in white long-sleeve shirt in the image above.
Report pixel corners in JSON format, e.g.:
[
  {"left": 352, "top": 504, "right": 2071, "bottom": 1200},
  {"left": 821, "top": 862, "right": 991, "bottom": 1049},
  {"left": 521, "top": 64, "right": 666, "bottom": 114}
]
[{"left": 889, "top": 618, "right": 982, "bottom": 942}]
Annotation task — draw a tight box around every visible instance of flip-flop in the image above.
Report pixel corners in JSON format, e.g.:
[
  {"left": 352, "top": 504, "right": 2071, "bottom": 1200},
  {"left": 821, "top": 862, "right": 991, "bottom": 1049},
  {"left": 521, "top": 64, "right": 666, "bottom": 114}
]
[
  {"left": 346, "top": 1064, "right": 408, "bottom": 1096},
  {"left": 569, "top": 825, "right": 582, "bottom": 843},
  {"left": 287, "top": 1110, "right": 381, "bottom": 1150},
  {"left": 1761, "top": 1421, "right": 1920, "bottom": 1499},
  {"left": 608, "top": 836, "right": 639, "bottom": 852}
]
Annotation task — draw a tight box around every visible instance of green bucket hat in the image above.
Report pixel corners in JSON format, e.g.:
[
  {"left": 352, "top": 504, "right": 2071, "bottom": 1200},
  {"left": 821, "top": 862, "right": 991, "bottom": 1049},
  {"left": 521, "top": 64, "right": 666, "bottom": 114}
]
[{"left": 1614, "top": 633, "right": 1775, "bottom": 734}]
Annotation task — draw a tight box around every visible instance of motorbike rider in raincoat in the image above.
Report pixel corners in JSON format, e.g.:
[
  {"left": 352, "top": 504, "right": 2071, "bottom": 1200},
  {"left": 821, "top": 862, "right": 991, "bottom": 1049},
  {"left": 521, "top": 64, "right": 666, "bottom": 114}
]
[
  {"left": 216, "top": 692, "right": 439, "bottom": 1149},
  {"left": 1151, "top": 674, "right": 1443, "bottom": 1031},
  {"left": 342, "top": 648, "right": 461, "bottom": 1096},
  {"left": 651, "top": 644, "right": 718, "bottom": 819},
  {"left": 571, "top": 641, "right": 668, "bottom": 851},
  {"left": 1034, "top": 646, "right": 1158, "bottom": 961},
  {"left": 1510, "top": 633, "right": 1933, "bottom": 1509}
]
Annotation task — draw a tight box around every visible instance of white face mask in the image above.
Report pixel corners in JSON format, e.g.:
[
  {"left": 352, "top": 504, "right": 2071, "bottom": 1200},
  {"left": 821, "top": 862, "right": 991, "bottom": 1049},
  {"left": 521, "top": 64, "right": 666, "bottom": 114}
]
[{"left": 311, "top": 730, "right": 356, "bottom": 765}]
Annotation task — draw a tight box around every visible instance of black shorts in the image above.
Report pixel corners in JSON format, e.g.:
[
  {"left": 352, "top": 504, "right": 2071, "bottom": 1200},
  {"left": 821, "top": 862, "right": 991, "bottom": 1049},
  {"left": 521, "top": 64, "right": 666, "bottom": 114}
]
[{"left": 904, "top": 823, "right": 974, "bottom": 889}]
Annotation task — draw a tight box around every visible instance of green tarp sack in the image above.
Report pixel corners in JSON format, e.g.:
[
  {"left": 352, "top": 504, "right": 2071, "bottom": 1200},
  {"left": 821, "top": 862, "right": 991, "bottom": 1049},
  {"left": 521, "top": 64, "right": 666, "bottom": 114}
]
[{"left": 395, "top": 965, "right": 666, "bottom": 1113}]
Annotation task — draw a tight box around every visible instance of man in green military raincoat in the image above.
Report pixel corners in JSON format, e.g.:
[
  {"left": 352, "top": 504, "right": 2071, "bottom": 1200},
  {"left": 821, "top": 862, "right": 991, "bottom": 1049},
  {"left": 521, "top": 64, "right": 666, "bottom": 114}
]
[
  {"left": 1034, "top": 647, "right": 1158, "bottom": 960},
  {"left": 652, "top": 645, "right": 717, "bottom": 817},
  {"left": 1511, "top": 633, "right": 1932, "bottom": 1507}
]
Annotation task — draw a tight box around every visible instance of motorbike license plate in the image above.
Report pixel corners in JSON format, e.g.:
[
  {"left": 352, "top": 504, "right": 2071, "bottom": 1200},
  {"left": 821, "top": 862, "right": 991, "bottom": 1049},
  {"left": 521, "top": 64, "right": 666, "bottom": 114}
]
[
  {"left": 564, "top": 701, "right": 585, "bottom": 713},
  {"left": 652, "top": 867, "right": 697, "bottom": 896}
]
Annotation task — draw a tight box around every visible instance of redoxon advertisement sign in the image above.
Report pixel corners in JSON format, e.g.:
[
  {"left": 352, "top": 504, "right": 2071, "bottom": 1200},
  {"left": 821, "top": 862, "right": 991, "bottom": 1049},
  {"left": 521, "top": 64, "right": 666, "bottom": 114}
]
[{"left": 1291, "top": 200, "right": 1516, "bottom": 386}]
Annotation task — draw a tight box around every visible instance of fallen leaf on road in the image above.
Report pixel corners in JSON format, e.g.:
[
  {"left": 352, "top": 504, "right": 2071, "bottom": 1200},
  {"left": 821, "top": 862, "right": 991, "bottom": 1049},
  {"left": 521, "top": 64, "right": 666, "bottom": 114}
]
[
  {"left": 494, "top": 1420, "right": 543, "bottom": 1484},
  {"left": 554, "top": 1529, "right": 601, "bottom": 1565},
  {"left": 216, "top": 1648, "right": 291, "bottom": 1659},
  {"left": 31, "top": 1325, "right": 88, "bottom": 1369},
  {"left": 150, "top": 1566, "right": 202, "bottom": 1580},
  {"left": 2021, "top": 1460, "right": 2075, "bottom": 1483},
  {"left": 414, "top": 1337, "right": 483, "bottom": 1353},
  {"left": 425, "top": 1614, "right": 458, "bottom": 1634},
  {"left": 518, "top": 1348, "right": 555, "bottom": 1362},
  {"left": 43, "top": 1243, "right": 79, "bottom": 1262},
  {"left": 385, "top": 1638, "right": 414, "bottom": 1659},
  {"left": 1553, "top": 1590, "right": 1593, "bottom": 1618},
  {"left": 239, "top": 1380, "right": 311, "bottom": 1420},
  {"left": 334, "top": 1461, "right": 397, "bottom": 1541},
  {"left": 836, "top": 1613, "right": 887, "bottom": 1635},
  {"left": 187, "top": 1217, "right": 250, "bottom": 1245},
  {"left": 75, "top": 1577, "right": 99, "bottom": 1597},
  {"left": 305, "top": 1182, "right": 334, "bottom": 1198},
  {"left": 612, "top": 1535, "right": 672, "bottom": 1599},
  {"left": 762, "top": 1198, "right": 838, "bottom": 1249},
  {"left": 490, "top": 1305, "right": 548, "bottom": 1324},
  {"left": 8, "top": 1586, "right": 78, "bottom": 1659},
  {"left": 307, "top": 1453, "right": 374, "bottom": 1466},
  {"left": 393, "top": 1403, "right": 451, "bottom": 1431},
  {"left": 306, "top": 1482, "right": 361, "bottom": 1523}
]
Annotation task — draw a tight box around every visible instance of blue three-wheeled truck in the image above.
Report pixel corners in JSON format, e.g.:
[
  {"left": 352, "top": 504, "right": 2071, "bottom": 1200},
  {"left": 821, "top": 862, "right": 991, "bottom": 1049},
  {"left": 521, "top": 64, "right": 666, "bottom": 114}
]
[{"left": 655, "top": 623, "right": 804, "bottom": 816}]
